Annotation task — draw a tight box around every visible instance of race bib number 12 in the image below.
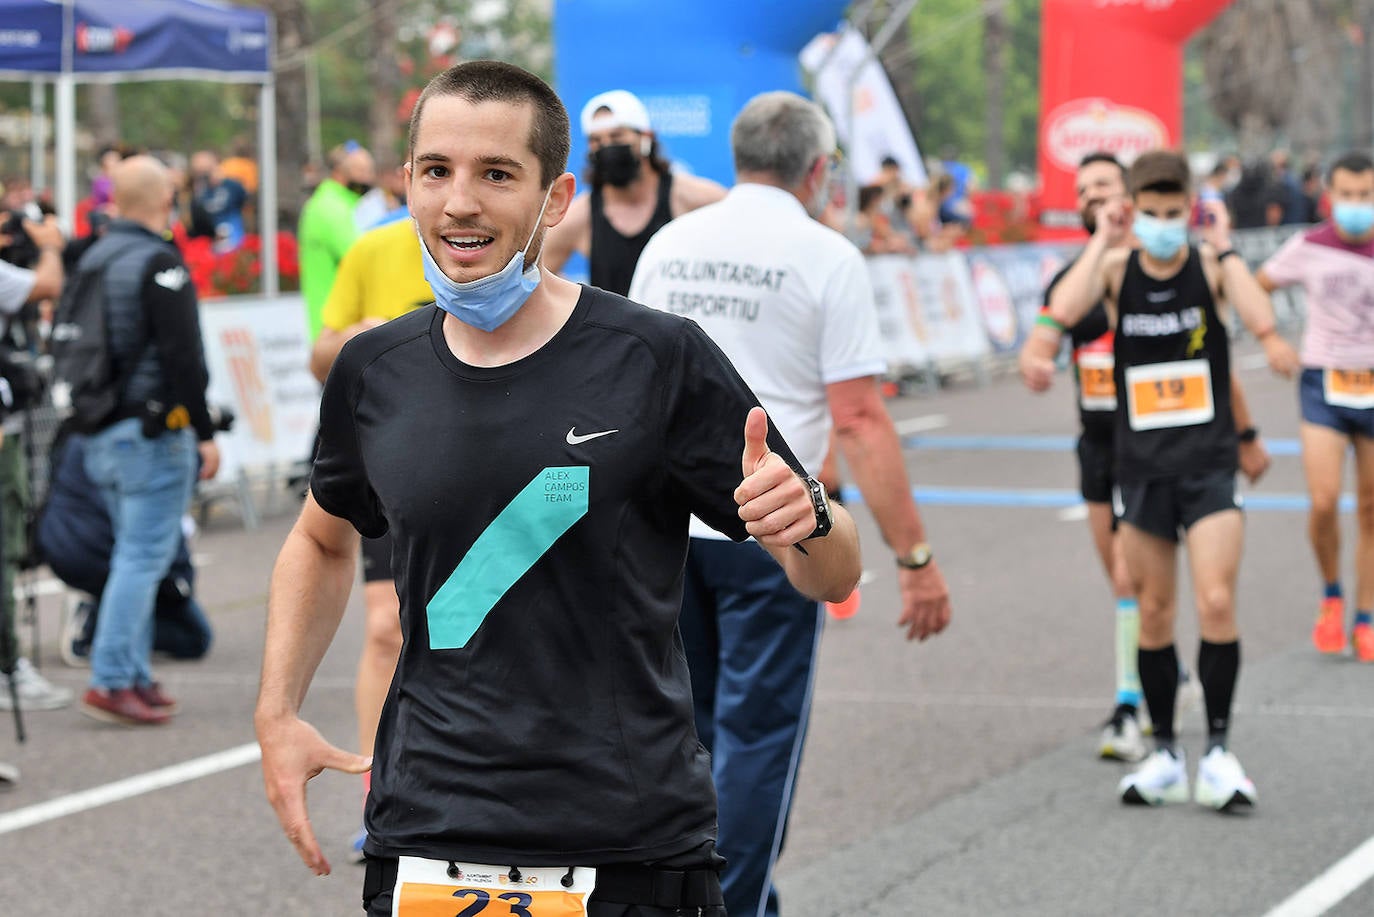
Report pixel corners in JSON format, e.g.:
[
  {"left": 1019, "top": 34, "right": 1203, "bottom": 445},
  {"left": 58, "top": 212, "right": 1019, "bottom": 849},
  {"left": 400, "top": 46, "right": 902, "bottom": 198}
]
[
  {"left": 1077, "top": 351, "right": 1117, "bottom": 412},
  {"left": 392, "top": 858, "right": 595, "bottom": 917},
  {"left": 1124, "top": 359, "right": 1214, "bottom": 431},
  {"left": 1324, "top": 369, "right": 1374, "bottom": 410}
]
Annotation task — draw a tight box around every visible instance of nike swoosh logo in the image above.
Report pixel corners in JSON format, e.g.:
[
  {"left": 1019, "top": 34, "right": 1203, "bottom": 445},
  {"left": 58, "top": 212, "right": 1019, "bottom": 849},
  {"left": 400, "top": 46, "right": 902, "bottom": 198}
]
[{"left": 566, "top": 427, "right": 619, "bottom": 445}]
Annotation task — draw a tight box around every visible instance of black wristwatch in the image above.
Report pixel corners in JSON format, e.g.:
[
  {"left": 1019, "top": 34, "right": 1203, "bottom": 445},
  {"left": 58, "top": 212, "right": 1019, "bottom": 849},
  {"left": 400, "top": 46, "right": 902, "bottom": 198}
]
[
  {"left": 802, "top": 475, "right": 833, "bottom": 540},
  {"left": 1237, "top": 426, "right": 1259, "bottom": 443}
]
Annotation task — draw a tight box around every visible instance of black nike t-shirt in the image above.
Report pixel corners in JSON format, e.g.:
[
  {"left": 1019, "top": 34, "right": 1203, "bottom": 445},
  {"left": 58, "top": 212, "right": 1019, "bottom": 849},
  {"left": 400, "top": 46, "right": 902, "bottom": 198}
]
[{"left": 311, "top": 286, "right": 803, "bottom": 866}]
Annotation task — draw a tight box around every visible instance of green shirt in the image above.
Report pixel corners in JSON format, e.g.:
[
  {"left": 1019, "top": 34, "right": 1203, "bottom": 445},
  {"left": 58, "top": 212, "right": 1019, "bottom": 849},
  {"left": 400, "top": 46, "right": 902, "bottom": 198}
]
[{"left": 298, "top": 178, "right": 361, "bottom": 339}]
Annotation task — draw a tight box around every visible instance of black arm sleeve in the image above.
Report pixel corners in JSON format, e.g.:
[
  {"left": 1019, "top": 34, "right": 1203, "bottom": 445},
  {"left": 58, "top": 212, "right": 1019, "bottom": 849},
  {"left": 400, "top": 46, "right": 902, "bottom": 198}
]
[{"left": 141, "top": 251, "right": 215, "bottom": 441}]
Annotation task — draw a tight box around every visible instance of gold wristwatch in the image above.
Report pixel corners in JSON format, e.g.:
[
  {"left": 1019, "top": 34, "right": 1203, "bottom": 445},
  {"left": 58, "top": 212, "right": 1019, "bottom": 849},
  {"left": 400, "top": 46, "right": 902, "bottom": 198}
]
[{"left": 896, "top": 542, "right": 934, "bottom": 570}]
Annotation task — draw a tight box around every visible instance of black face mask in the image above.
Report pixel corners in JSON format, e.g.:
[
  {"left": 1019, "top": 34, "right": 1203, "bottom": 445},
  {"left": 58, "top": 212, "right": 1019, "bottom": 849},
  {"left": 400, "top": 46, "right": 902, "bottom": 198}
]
[
  {"left": 590, "top": 144, "right": 642, "bottom": 188},
  {"left": 347, "top": 181, "right": 373, "bottom": 196}
]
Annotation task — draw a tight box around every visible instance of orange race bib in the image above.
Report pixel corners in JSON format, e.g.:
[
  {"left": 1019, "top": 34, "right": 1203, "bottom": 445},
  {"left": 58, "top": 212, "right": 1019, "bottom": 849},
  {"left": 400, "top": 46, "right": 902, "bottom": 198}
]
[
  {"left": 392, "top": 858, "right": 595, "bottom": 917},
  {"left": 1124, "top": 359, "right": 1214, "bottom": 431},
  {"left": 1077, "top": 351, "right": 1117, "bottom": 412},
  {"left": 1324, "top": 369, "right": 1374, "bottom": 410}
]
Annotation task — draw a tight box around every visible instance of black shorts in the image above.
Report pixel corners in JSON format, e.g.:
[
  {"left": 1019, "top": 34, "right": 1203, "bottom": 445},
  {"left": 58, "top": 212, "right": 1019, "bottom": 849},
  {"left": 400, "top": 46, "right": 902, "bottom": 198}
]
[
  {"left": 363, "top": 856, "right": 725, "bottom": 916},
  {"left": 1076, "top": 430, "right": 1115, "bottom": 504},
  {"left": 1113, "top": 470, "right": 1241, "bottom": 543},
  {"left": 360, "top": 532, "right": 394, "bottom": 583}
]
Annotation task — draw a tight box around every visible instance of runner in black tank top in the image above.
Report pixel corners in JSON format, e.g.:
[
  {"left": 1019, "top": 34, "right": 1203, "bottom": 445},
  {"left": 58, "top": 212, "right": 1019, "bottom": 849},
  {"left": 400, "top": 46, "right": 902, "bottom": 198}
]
[
  {"left": 1114, "top": 246, "right": 1235, "bottom": 483},
  {"left": 1045, "top": 150, "right": 1299, "bottom": 817},
  {"left": 590, "top": 170, "right": 673, "bottom": 296}
]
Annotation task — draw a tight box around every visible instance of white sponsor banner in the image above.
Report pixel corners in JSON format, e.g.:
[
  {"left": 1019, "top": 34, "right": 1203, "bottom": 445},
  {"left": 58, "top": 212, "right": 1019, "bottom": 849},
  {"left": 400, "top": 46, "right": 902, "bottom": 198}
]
[
  {"left": 199, "top": 294, "right": 319, "bottom": 479},
  {"left": 866, "top": 253, "right": 989, "bottom": 372},
  {"left": 800, "top": 28, "right": 928, "bottom": 187}
]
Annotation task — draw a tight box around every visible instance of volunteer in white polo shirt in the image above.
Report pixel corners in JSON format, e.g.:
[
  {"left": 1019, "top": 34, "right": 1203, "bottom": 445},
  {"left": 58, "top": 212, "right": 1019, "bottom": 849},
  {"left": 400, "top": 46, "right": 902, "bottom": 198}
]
[
  {"left": 543, "top": 89, "right": 724, "bottom": 295},
  {"left": 629, "top": 90, "right": 953, "bottom": 917}
]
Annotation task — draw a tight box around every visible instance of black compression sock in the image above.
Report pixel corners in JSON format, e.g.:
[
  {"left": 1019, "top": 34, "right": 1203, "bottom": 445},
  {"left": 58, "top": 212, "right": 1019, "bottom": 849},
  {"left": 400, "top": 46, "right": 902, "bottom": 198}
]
[
  {"left": 1138, "top": 644, "right": 1179, "bottom": 750},
  {"left": 1198, "top": 639, "right": 1240, "bottom": 752}
]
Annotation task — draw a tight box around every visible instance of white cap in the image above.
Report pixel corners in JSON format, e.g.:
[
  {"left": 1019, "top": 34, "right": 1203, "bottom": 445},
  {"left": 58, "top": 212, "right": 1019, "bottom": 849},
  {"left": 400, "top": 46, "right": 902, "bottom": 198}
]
[{"left": 580, "top": 90, "right": 651, "bottom": 135}]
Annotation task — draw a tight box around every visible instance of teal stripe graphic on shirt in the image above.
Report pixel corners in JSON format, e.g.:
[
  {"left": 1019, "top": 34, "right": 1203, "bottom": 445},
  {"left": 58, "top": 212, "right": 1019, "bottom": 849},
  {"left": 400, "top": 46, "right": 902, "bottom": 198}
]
[{"left": 426, "top": 466, "right": 589, "bottom": 650}]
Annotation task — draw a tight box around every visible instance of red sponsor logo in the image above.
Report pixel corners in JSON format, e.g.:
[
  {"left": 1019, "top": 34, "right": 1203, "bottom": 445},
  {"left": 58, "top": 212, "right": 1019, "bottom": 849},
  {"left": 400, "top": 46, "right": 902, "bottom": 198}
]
[
  {"left": 76, "top": 24, "right": 134, "bottom": 54},
  {"left": 1043, "top": 98, "right": 1168, "bottom": 173}
]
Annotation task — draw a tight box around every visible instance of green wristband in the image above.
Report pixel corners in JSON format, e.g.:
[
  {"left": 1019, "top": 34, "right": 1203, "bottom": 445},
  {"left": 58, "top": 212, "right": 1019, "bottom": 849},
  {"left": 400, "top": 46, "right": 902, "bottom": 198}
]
[{"left": 1035, "top": 313, "right": 1065, "bottom": 333}]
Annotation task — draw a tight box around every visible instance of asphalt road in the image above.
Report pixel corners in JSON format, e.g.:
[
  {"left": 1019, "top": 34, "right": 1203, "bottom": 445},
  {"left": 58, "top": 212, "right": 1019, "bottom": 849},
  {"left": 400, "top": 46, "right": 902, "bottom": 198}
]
[{"left": 1, "top": 346, "right": 1370, "bottom": 916}]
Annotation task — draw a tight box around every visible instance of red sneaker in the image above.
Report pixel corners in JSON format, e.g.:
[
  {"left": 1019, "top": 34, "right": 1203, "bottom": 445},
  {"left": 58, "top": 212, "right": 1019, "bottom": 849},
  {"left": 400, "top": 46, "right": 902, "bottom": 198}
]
[
  {"left": 1313, "top": 597, "right": 1346, "bottom": 655},
  {"left": 1354, "top": 623, "right": 1374, "bottom": 664},
  {"left": 80, "top": 687, "right": 171, "bottom": 726},
  {"left": 134, "top": 682, "right": 179, "bottom": 714}
]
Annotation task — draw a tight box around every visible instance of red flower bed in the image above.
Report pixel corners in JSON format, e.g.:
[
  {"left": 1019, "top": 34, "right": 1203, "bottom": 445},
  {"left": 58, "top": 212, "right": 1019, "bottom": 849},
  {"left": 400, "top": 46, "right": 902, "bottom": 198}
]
[{"left": 178, "top": 231, "right": 300, "bottom": 299}]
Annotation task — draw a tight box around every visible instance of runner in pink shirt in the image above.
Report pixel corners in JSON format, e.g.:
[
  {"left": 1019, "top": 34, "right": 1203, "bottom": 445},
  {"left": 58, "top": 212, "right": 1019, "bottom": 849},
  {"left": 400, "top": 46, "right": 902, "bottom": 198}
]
[{"left": 1258, "top": 151, "right": 1374, "bottom": 661}]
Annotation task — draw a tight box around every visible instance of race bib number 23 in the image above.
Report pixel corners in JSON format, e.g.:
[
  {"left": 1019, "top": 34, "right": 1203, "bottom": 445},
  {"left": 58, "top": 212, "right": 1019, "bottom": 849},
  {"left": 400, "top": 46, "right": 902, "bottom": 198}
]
[
  {"left": 1324, "top": 369, "right": 1374, "bottom": 410},
  {"left": 393, "top": 858, "right": 595, "bottom": 917},
  {"left": 1124, "top": 359, "right": 1214, "bottom": 431}
]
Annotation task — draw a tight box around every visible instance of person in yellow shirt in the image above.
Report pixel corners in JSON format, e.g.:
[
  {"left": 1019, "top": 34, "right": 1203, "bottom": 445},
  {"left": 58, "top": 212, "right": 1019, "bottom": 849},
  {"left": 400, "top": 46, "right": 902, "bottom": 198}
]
[{"left": 309, "top": 214, "right": 432, "bottom": 860}]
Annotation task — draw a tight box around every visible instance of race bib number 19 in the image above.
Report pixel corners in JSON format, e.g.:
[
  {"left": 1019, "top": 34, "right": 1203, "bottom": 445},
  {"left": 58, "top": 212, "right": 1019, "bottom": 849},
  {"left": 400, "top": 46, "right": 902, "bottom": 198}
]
[
  {"left": 1324, "top": 369, "right": 1374, "bottom": 410},
  {"left": 1125, "top": 359, "right": 1214, "bottom": 431},
  {"left": 393, "top": 858, "right": 595, "bottom": 917}
]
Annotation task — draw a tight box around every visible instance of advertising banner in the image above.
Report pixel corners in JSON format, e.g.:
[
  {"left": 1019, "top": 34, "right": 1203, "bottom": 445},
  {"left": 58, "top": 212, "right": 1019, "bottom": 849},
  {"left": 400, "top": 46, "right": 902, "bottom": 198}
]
[
  {"left": 199, "top": 295, "right": 319, "bottom": 481},
  {"left": 965, "top": 243, "right": 1077, "bottom": 353},
  {"left": 867, "top": 253, "right": 989, "bottom": 373}
]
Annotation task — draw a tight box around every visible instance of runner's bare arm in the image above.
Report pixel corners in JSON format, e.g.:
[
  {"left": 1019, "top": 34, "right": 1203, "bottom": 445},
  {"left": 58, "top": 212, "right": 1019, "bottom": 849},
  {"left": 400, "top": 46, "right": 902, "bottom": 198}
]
[
  {"left": 255, "top": 494, "right": 370, "bottom": 877},
  {"left": 1019, "top": 321, "right": 1063, "bottom": 393},
  {"left": 670, "top": 172, "right": 728, "bottom": 217},
  {"left": 1049, "top": 198, "right": 1130, "bottom": 328},
  {"left": 737, "top": 407, "right": 862, "bottom": 604},
  {"left": 1197, "top": 211, "right": 1299, "bottom": 378},
  {"left": 828, "top": 377, "right": 952, "bottom": 641},
  {"left": 1230, "top": 371, "right": 1270, "bottom": 484},
  {"left": 542, "top": 191, "right": 591, "bottom": 274}
]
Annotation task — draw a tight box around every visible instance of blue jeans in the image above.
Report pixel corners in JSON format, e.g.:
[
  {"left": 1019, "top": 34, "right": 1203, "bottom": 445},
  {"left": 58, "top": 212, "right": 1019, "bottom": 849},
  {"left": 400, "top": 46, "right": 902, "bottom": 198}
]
[
  {"left": 82, "top": 418, "right": 197, "bottom": 690},
  {"left": 679, "top": 538, "right": 823, "bottom": 917}
]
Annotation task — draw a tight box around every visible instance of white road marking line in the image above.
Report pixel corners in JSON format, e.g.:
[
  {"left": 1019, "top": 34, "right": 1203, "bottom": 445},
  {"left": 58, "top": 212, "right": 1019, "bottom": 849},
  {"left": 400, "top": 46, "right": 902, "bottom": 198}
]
[
  {"left": 1057, "top": 505, "right": 1089, "bottom": 522},
  {"left": 0, "top": 742, "right": 261, "bottom": 836},
  {"left": 894, "top": 414, "right": 949, "bottom": 435},
  {"left": 814, "top": 691, "right": 1374, "bottom": 719},
  {"left": 1262, "top": 834, "right": 1374, "bottom": 917}
]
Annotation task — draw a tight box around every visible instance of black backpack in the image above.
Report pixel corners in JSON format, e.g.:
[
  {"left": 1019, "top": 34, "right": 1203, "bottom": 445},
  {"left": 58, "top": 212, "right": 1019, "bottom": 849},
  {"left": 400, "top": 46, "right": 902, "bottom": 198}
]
[{"left": 49, "top": 239, "right": 142, "bottom": 434}]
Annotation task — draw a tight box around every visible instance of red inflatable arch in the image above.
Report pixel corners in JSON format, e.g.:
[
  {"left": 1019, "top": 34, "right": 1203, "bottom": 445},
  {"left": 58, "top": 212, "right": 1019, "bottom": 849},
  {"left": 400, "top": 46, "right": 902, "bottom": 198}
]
[{"left": 1037, "top": 0, "right": 1233, "bottom": 234}]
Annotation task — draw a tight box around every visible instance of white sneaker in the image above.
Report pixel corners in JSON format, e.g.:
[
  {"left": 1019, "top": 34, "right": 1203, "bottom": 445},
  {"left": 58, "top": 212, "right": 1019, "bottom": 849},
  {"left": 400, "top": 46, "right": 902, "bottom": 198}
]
[
  {"left": 1099, "top": 713, "right": 1147, "bottom": 762},
  {"left": 1194, "top": 747, "right": 1257, "bottom": 812},
  {"left": 0, "top": 658, "right": 74, "bottom": 711},
  {"left": 1119, "top": 748, "right": 1189, "bottom": 806}
]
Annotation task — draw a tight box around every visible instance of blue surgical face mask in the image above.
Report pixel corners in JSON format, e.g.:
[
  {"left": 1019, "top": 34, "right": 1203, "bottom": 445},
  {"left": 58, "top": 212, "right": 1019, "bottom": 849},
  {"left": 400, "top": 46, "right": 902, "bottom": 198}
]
[
  {"left": 416, "top": 186, "right": 553, "bottom": 333},
  {"left": 1133, "top": 213, "right": 1188, "bottom": 260},
  {"left": 1333, "top": 201, "right": 1374, "bottom": 238}
]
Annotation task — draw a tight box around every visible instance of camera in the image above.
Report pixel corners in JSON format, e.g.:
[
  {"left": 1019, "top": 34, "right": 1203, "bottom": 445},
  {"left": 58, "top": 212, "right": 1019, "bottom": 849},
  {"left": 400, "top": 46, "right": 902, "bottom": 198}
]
[{"left": 0, "top": 204, "right": 43, "bottom": 268}]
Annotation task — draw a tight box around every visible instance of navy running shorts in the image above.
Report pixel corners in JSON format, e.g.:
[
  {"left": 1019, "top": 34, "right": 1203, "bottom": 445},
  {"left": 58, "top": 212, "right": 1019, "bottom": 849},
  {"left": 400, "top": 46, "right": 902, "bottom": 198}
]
[{"left": 1300, "top": 368, "right": 1374, "bottom": 440}]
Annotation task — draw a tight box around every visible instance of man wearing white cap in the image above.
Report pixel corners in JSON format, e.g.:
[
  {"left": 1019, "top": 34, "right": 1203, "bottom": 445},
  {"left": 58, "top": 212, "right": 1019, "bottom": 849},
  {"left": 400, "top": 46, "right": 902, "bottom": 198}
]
[{"left": 544, "top": 89, "right": 725, "bottom": 295}]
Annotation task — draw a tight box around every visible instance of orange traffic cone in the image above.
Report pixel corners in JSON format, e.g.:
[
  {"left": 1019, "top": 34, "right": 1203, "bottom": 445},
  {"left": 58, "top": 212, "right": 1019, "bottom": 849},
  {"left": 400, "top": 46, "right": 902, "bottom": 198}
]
[{"left": 826, "top": 587, "right": 861, "bottom": 620}]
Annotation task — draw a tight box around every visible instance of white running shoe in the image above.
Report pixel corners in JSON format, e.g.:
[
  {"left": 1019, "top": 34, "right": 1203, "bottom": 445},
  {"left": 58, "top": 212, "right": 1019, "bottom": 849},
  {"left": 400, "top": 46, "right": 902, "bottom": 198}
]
[
  {"left": 1099, "top": 713, "right": 1147, "bottom": 763},
  {"left": 1194, "top": 747, "right": 1257, "bottom": 812},
  {"left": 0, "top": 658, "right": 74, "bottom": 711},
  {"left": 1119, "top": 748, "right": 1189, "bottom": 806}
]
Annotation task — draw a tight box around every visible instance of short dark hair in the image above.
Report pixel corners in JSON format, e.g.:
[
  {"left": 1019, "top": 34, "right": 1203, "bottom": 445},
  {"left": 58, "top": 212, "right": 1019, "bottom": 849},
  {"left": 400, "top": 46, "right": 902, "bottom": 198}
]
[
  {"left": 1078, "top": 151, "right": 1126, "bottom": 181},
  {"left": 1128, "top": 150, "right": 1190, "bottom": 196},
  {"left": 1328, "top": 151, "right": 1374, "bottom": 183},
  {"left": 408, "top": 60, "right": 570, "bottom": 188}
]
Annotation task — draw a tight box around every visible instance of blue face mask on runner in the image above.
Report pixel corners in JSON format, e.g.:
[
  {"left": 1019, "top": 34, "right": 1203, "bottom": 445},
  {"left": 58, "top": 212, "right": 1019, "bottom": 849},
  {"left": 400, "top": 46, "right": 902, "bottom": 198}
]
[
  {"left": 416, "top": 186, "right": 553, "bottom": 333},
  {"left": 1133, "top": 213, "right": 1188, "bottom": 261},
  {"left": 1333, "top": 201, "right": 1374, "bottom": 238}
]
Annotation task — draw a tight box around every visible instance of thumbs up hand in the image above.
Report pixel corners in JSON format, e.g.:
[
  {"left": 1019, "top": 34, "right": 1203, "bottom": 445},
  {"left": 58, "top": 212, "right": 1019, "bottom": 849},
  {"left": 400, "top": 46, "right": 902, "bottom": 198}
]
[{"left": 735, "top": 407, "right": 815, "bottom": 548}]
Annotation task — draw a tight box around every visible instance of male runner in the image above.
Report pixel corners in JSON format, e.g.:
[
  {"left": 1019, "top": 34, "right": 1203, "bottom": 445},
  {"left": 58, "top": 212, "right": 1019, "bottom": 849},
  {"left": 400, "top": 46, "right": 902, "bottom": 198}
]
[
  {"left": 1049, "top": 150, "right": 1298, "bottom": 811},
  {"left": 1257, "top": 151, "right": 1374, "bottom": 660},
  {"left": 1021, "top": 153, "right": 1262, "bottom": 762},
  {"left": 542, "top": 90, "right": 725, "bottom": 294},
  {"left": 255, "top": 61, "right": 861, "bottom": 916}
]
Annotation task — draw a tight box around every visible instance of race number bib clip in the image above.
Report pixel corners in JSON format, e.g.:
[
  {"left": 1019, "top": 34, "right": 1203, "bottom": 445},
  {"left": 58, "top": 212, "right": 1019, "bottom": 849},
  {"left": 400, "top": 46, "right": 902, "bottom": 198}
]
[
  {"left": 392, "top": 857, "right": 596, "bottom": 917},
  {"left": 1124, "top": 359, "right": 1214, "bottom": 431},
  {"left": 1324, "top": 369, "right": 1374, "bottom": 410}
]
